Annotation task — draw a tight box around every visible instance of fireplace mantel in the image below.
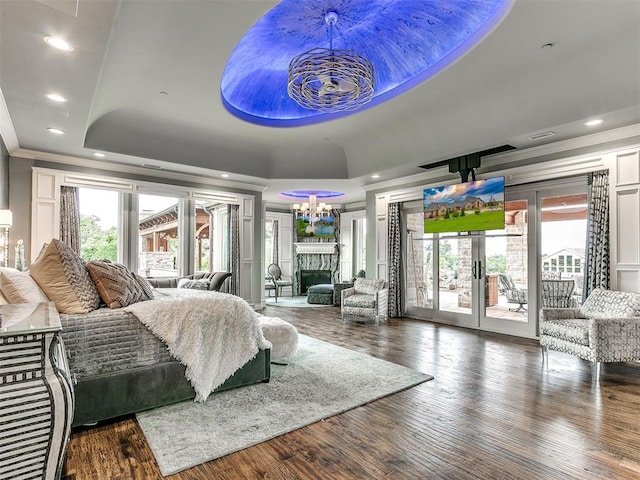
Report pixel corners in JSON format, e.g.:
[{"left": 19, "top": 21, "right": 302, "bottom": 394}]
[{"left": 294, "top": 242, "right": 337, "bottom": 255}]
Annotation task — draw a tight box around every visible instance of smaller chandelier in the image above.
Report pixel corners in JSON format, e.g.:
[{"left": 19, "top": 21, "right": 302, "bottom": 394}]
[
  {"left": 293, "top": 193, "right": 332, "bottom": 234},
  {"left": 293, "top": 194, "right": 332, "bottom": 219},
  {"left": 288, "top": 11, "right": 374, "bottom": 113}
]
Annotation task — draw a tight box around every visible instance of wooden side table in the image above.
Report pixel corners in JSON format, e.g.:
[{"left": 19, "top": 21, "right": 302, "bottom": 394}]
[{"left": 0, "top": 302, "right": 74, "bottom": 480}]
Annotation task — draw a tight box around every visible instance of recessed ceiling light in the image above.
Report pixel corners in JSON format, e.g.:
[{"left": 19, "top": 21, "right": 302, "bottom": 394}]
[
  {"left": 221, "top": 173, "right": 230, "bottom": 178},
  {"left": 43, "top": 35, "right": 74, "bottom": 52},
  {"left": 47, "top": 127, "right": 65, "bottom": 135},
  {"left": 585, "top": 119, "right": 603, "bottom": 127},
  {"left": 45, "top": 93, "right": 67, "bottom": 103},
  {"left": 371, "top": 174, "right": 380, "bottom": 179},
  {"left": 93, "top": 152, "right": 105, "bottom": 158}
]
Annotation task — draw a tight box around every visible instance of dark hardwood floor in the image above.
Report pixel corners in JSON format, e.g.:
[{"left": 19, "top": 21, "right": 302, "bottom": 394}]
[{"left": 63, "top": 305, "right": 640, "bottom": 480}]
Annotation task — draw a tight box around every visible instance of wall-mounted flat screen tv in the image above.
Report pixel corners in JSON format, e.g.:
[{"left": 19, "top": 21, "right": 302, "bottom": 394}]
[
  {"left": 423, "top": 177, "right": 505, "bottom": 234},
  {"left": 296, "top": 214, "right": 335, "bottom": 238}
]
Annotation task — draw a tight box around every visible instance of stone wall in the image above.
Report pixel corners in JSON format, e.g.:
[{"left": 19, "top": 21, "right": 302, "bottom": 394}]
[
  {"left": 140, "top": 251, "right": 177, "bottom": 277},
  {"left": 506, "top": 210, "right": 528, "bottom": 286}
]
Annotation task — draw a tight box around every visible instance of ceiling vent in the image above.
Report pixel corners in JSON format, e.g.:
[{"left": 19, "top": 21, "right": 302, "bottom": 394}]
[
  {"left": 140, "top": 163, "right": 164, "bottom": 170},
  {"left": 528, "top": 131, "right": 556, "bottom": 141}
]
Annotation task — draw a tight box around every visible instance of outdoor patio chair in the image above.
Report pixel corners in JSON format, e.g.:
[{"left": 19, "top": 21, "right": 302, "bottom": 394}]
[
  {"left": 497, "top": 273, "right": 528, "bottom": 312},
  {"left": 541, "top": 279, "right": 575, "bottom": 308}
]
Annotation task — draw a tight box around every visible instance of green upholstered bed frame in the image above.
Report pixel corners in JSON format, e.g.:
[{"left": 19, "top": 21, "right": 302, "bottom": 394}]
[{"left": 72, "top": 348, "right": 270, "bottom": 427}]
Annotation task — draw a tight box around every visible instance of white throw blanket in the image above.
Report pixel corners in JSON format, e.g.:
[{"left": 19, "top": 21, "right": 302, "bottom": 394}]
[{"left": 124, "top": 290, "right": 271, "bottom": 401}]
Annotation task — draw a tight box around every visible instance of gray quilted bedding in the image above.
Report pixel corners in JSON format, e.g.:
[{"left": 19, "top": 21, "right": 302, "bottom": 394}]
[{"left": 60, "top": 306, "right": 174, "bottom": 378}]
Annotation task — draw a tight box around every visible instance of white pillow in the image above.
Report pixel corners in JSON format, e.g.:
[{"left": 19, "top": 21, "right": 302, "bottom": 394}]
[
  {"left": 0, "top": 267, "right": 49, "bottom": 304},
  {"left": 177, "top": 278, "right": 210, "bottom": 290}
]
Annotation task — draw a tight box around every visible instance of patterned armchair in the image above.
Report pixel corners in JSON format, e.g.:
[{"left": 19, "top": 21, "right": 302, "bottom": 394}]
[
  {"left": 540, "top": 288, "right": 640, "bottom": 381},
  {"left": 341, "top": 278, "right": 388, "bottom": 325}
]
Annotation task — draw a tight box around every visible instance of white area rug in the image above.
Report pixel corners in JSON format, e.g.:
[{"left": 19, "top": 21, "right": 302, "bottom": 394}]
[
  {"left": 265, "top": 295, "right": 332, "bottom": 307},
  {"left": 136, "top": 334, "right": 433, "bottom": 476}
]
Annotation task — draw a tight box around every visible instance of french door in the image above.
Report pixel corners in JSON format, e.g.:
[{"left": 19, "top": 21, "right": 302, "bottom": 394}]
[{"left": 405, "top": 188, "right": 537, "bottom": 338}]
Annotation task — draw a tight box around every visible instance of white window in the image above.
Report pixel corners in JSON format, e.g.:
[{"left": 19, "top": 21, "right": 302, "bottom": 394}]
[
  {"left": 78, "top": 187, "right": 119, "bottom": 262},
  {"left": 138, "top": 194, "right": 180, "bottom": 277}
]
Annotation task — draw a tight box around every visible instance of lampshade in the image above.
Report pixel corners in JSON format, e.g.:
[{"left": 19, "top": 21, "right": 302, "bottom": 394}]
[{"left": 0, "top": 209, "right": 13, "bottom": 227}]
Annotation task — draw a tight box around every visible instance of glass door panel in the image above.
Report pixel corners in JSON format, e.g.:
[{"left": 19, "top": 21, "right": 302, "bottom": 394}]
[
  {"left": 480, "top": 193, "right": 536, "bottom": 337},
  {"left": 482, "top": 199, "right": 529, "bottom": 323},
  {"left": 438, "top": 237, "right": 472, "bottom": 316},
  {"left": 540, "top": 192, "right": 587, "bottom": 307},
  {"left": 406, "top": 212, "right": 433, "bottom": 311}
]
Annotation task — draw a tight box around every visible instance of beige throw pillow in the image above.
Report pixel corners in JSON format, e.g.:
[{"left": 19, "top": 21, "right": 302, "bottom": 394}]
[
  {"left": 0, "top": 267, "right": 49, "bottom": 304},
  {"left": 29, "top": 239, "right": 101, "bottom": 314},
  {"left": 86, "top": 260, "right": 153, "bottom": 308}
]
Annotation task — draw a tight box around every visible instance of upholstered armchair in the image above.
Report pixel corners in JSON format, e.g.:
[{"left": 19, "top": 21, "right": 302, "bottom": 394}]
[
  {"left": 341, "top": 278, "right": 388, "bottom": 325},
  {"left": 540, "top": 288, "right": 640, "bottom": 381}
]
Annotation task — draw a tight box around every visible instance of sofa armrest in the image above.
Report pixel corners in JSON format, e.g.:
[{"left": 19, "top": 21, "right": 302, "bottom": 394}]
[
  {"left": 146, "top": 276, "right": 183, "bottom": 288},
  {"left": 540, "top": 308, "right": 583, "bottom": 322}
]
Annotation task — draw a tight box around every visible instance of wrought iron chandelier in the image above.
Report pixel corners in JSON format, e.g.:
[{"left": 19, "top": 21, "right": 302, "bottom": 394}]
[{"left": 287, "top": 11, "right": 374, "bottom": 113}]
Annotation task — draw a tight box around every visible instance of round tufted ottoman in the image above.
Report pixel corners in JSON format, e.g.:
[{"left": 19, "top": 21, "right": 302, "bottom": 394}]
[{"left": 259, "top": 317, "right": 299, "bottom": 360}]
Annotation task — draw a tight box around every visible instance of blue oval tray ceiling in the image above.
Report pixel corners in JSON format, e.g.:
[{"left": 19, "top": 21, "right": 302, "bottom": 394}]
[{"left": 221, "top": 0, "right": 513, "bottom": 127}]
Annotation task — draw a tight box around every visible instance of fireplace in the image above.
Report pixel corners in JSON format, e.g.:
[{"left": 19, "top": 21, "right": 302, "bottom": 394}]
[{"left": 300, "top": 270, "right": 332, "bottom": 294}]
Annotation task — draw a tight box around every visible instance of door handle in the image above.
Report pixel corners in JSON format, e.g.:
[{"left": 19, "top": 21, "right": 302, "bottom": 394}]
[
  {"left": 478, "top": 260, "right": 485, "bottom": 279},
  {"left": 472, "top": 262, "right": 477, "bottom": 279}
]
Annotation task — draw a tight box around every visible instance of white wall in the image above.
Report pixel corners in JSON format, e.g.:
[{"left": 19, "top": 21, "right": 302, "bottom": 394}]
[
  {"left": 339, "top": 210, "right": 366, "bottom": 281},
  {"left": 610, "top": 148, "right": 640, "bottom": 292},
  {"left": 263, "top": 211, "right": 293, "bottom": 306}
]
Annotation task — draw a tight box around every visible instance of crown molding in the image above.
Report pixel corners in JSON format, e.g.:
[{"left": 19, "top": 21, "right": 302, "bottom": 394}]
[{"left": 12, "top": 148, "right": 267, "bottom": 193}]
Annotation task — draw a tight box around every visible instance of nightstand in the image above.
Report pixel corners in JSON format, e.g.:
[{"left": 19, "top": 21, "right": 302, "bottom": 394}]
[{"left": 0, "top": 302, "right": 74, "bottom": 480}]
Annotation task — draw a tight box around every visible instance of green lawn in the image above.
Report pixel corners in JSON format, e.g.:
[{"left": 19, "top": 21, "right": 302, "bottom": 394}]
[{"left": 424, "top": 210, "right": 504, "bottom": 233}]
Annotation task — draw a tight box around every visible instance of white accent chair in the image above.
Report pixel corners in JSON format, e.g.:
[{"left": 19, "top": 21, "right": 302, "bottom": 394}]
[
  {"left": 266, "top": 263, "right": 293, "bottom": 302},
  {"left": 341, "top": 278, "right": 388, "bottom": 325}
]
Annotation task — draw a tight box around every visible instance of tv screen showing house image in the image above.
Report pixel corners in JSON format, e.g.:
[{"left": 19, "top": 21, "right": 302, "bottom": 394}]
[
  {"left": 296, "top": 214, "right": 336, "bottom": 238},
  {"left": 423, "top": 177, "right": 505, "bottom": 234}
]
